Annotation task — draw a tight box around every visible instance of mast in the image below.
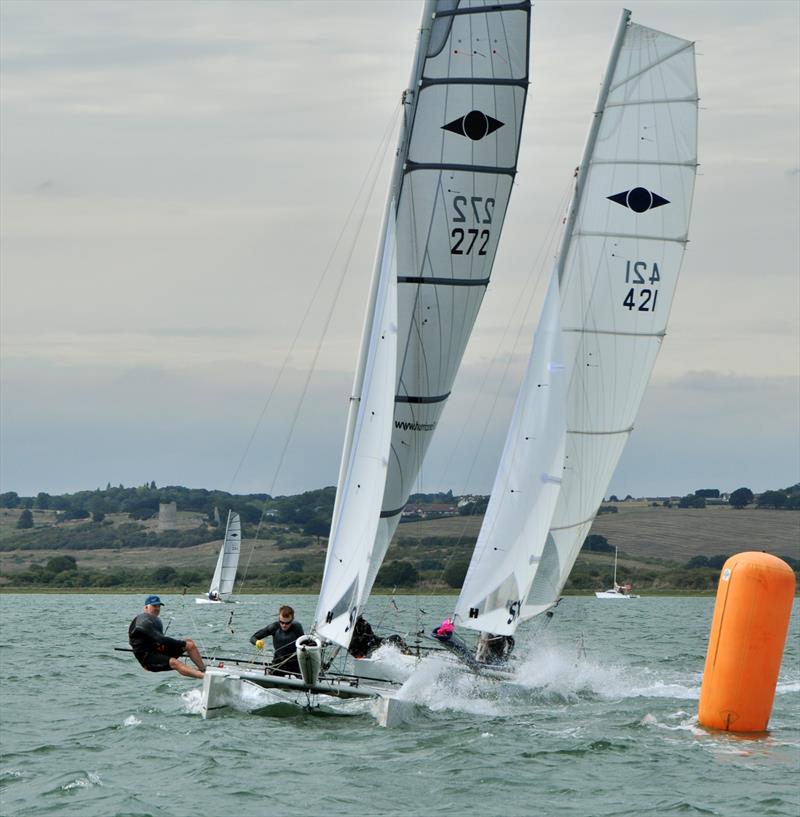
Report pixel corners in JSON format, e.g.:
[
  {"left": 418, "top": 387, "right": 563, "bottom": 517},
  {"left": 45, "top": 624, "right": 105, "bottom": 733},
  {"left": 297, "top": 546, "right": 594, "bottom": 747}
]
[{"left": 556, "top": 8, "right": 631, "bottom": 287}]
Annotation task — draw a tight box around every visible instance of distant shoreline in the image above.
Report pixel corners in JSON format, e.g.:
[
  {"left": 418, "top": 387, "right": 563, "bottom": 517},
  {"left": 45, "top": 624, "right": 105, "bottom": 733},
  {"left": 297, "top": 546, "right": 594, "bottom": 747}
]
[{"left": 0, "top": 587, "right": 722, "bottom": 597}]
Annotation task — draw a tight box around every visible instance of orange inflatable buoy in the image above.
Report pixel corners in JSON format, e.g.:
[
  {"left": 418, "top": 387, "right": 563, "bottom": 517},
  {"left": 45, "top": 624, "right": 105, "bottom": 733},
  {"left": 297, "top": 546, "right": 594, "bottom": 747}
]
[{"left": 698, "top": 551, "right": 796, "bottom": 732}]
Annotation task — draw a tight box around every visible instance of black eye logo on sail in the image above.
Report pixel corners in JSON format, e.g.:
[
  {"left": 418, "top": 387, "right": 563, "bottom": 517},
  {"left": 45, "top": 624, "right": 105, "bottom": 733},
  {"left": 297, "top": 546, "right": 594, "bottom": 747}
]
[
  {"left": 608, "top": 187, "right": 670, "bottom": 213},
  {"left": 442, "top": 110, "right": 504, "bottom": 141}
]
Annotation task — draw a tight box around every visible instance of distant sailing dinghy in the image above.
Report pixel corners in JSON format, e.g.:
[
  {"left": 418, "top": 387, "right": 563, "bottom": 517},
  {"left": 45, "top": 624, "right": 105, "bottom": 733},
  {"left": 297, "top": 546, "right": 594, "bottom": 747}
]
[
  {"left": 595, "top": 548, "right": 639, "bottom": 599},
  {"left": 451, "top": 8, "right": 696, "bottom": 657},
  {"left": 195, "top": 511, "right": 241, "bottom": 604}
]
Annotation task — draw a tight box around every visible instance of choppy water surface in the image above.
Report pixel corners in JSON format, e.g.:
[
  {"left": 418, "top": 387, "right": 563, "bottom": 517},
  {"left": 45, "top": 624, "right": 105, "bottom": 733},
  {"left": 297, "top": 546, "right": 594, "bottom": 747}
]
[{"left": 1, "top": 593, "right": 797, "bottom": 817}]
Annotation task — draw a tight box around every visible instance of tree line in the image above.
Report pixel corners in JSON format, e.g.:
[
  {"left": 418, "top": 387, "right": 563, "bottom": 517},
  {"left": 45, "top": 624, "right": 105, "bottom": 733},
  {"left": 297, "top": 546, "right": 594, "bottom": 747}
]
[
  {"left": 3, "top": 481, "right": 798, "bottom": 532},
  {"left": 5, "top": 530, "right": 797, "bottom": 592},
  {"left": 2, "top": 483, "right": 269, "bottom": 524}
]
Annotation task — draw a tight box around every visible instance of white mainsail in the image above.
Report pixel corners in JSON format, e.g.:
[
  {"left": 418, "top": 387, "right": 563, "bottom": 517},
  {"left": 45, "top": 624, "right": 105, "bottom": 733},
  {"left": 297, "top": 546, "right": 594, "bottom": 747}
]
[
  {"left": 210, "top": 511, "right": 241, "bottom": 598},
  {"left": 456, "top": 10, "right": 698, "bottom": 633},
  {"left": 314, "top": 0, "right": 533, "bottom": 648}
]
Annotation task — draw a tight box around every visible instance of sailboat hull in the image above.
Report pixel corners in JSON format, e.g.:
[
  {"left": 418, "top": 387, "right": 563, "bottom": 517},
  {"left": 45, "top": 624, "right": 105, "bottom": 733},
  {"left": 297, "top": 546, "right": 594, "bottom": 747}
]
[
  {"left": 194, "top": 597, "right": 236, "bottom": 605},
  {"left": 594, "top": 590, "right": 639, "bottom": 599},
  {"left": 199, "top": 667, "right": 401, "bottom": 721},
  {"left": 345, "top": 650, "right": 420, "bottom": 685}
]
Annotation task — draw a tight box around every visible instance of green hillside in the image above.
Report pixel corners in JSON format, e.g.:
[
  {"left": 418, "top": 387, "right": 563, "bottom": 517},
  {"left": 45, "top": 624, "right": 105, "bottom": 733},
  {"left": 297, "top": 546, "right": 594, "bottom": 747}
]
[{"left": 0, "top": 488, "right": 797, "bottom": 593}]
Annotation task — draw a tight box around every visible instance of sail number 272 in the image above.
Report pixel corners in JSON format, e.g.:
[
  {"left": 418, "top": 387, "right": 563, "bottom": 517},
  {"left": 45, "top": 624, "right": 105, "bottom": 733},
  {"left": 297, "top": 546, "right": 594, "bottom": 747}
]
[
  {"left": 623, "top": 260, "right": 660, "bottom": 312},
  {"left": 451, "top": 195, "right": 494, "bottom": 255}
]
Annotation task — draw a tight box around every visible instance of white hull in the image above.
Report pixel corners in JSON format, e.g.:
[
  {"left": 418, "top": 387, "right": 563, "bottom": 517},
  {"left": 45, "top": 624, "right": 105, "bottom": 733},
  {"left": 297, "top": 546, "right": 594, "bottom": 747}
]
[
  {"left": 196, "top": 641, "right": 518, "bottom": 726},
  {"left": 595, "top": 590, "right": 639, "bottom": 599},
  {"left": 344, "top": 646, "right": 421, "bottom": 684},
  {"left": 200, "top": 666, "right": 411, "bottom": 727},
  {"left": 195, "top": 597, "right": 236, "bottom": 605}
]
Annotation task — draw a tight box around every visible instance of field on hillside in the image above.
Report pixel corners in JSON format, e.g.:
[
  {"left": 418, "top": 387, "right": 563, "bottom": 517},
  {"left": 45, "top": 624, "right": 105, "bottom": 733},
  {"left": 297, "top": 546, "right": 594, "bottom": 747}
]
[
  {"left": 390, "top": 504, "right": 798, "bottom": 562},
  {"left": 0, "top": 532, "right": 330, "bottom": 578},
  {"left": 590, "top": 505, "right": 798, "bottom": 560}
]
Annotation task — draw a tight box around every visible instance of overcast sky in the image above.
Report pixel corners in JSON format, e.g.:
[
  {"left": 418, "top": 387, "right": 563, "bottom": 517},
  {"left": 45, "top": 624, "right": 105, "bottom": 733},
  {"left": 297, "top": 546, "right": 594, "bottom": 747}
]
[{"left": 1, "top": 0, "right": 798, "bottom": 500}]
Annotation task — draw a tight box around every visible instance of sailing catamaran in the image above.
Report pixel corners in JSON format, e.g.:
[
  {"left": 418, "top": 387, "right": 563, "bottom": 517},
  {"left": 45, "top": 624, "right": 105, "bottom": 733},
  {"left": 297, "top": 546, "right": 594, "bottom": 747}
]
[
  {"left": 195, "top": 511, "right": 241, "bottom": 604},
  {"left": 595, "top": 546, "right": 639, "bottom": 599},
  {"left": 451, "top": 8, "right": 696, "bottom": 653},
  {"left": 201, "top": 0, "right": 532, "bottom": 717}
]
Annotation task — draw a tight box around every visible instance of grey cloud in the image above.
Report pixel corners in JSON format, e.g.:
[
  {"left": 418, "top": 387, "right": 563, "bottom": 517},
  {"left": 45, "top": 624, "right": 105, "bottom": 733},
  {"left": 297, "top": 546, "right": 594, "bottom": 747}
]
[{"left": 1, "top": 1, "right": 798, "bottom": 498}]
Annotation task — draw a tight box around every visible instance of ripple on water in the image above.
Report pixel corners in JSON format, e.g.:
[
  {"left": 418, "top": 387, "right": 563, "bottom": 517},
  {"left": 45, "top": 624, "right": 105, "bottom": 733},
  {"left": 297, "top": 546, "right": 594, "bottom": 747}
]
[
  {"left": 50, "top": 771, "right": 103, "bottom": 795},
  {"left": 2, "top": 743, "right": 61, "bottom": 761},
  {"left": 1, "top": 594, "right": 796, "bottom": 817},
  {"left": 519, "top": 737, "right": 632, "bottom": 759},
  {"left": 0, "top": 768, "right": 26, "bottom": 786}
]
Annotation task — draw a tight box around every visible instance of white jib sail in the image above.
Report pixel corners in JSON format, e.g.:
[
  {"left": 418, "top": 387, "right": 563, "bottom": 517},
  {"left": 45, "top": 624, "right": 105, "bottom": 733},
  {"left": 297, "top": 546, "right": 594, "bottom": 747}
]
[
  {"left": 523, "top": 12, "right": 698, "bottom": 618},
  {"left": 210, "top": 511, "right": 241, "bottom": 597},
  {"left": 368, "top": 0, "right": 533, "bottom": 597},
  {"left": 314, "top": 210, "right": 399, "bottom": 647},
  {"left": 454, "top": 273, "right": 566, "bottom": 635}
]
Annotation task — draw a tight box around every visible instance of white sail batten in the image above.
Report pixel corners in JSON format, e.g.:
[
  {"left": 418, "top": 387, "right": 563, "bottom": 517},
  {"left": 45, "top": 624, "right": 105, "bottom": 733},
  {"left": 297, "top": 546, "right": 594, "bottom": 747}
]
[
  {"left": 210, "top": 511, "right": 241, "bottom": 597},
  {"left": 315, "top": 0, "right": 532, "bottom": 646},
  {"left": 454, "top": 273, "right": 567, "bottom": 635},
  {"left": 523, "top": 13, "right": 698, "bottom": 617},
  {"left": 314, "top": 210, "right": 399, "bottom": 647}
]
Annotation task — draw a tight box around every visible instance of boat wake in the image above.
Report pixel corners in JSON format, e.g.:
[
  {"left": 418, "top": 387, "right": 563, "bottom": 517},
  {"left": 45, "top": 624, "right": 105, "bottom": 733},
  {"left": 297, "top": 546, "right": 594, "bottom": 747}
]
[{"left": 389, "top": 640, "right": 707, "bottom": 721}]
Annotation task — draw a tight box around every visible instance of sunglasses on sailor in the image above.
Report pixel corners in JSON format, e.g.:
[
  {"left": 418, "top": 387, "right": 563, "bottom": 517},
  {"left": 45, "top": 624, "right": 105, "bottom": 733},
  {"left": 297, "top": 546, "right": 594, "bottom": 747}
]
[{"left": 279, "top": 618, "right": 293, "bottom": 626}]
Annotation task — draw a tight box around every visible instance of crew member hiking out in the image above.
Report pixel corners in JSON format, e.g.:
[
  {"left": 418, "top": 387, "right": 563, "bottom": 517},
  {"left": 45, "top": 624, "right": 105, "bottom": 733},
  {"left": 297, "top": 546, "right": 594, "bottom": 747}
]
[
  {"left": 431, "top": 617, "right": 475, "bottom": 665},
  {"left": 348, "top": 616, "right": 383, "bottom": 658},
  {"left": 476, "top": 632, "right": 515, "bottom": 664},
  {"left": 128, "top": 595, "right": 206, "bottom": 679}
]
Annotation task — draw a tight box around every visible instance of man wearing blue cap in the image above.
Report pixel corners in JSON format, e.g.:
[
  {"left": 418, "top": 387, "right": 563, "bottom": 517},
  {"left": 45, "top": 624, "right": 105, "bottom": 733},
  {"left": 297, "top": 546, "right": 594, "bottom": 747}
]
[{"left": 128, "top": 595, "right": 206, "bottom": 679}]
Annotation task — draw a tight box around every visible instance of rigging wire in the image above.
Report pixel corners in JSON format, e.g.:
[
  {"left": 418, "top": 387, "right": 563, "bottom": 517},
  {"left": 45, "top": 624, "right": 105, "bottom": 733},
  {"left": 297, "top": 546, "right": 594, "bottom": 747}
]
[{"left": 232, "top": 103, "right": 403, "bottom": 594}]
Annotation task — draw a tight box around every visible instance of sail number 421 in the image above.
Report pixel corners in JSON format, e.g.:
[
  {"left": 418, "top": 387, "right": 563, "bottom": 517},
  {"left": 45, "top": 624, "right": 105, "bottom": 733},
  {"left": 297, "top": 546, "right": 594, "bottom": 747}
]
[
  {"left": 623, "top": 260, "right": 660, "bottom": 312},
  {"left": 451, "top": 195, "right": 494, "bottom": 255}
]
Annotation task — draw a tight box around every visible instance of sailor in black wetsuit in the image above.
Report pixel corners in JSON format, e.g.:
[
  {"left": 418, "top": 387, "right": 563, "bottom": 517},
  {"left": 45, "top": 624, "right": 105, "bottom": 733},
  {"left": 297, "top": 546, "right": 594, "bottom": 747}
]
[
  {"left": 250, "top": 604, "right": 304, "bottom": 676},
  {"left": 476, "top": 632, "right": 515, "bottom": 665},
  {"left": 348, "top": 616, "right": 383, "bottom": 658},
  {"left": 128, "top": 595, "right": 206, "bottom": 679}
]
